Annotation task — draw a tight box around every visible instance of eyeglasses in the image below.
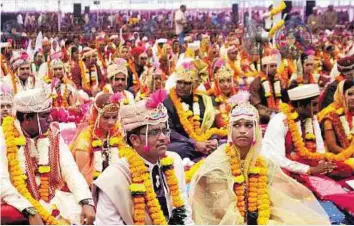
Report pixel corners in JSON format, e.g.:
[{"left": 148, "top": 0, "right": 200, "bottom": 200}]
[{"left": 139, "top": 128, "right": 171, "bottom": 137}]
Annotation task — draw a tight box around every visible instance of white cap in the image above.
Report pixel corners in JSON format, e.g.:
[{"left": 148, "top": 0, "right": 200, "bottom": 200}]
[
  {"left": 157, "top": 38, "right": 167, "bottom": 44},
  {"left": 188, "top": 41, "right": 200, "bottom": 51},
  {"left": 14, "top": 87, "right": 52, "bottom": 113},
  {"left": 184, "top": 36, "right": 192, "bottom": 42},
  {"left": 0, "top": 42, "right": 11, "bottom": 48},
  {"left": 288, "top": 84, "right": 320, "bottom": 101}
]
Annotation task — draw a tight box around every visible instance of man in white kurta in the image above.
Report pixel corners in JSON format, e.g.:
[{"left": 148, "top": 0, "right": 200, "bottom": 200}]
[
  {"left": 1, "top": 51, "right": 45, "bottom": 95},
  {"left": 262, "top": 107, "right": 326, "bottom": 174},
  {"left": 262, "top": 84, "right": 335, "bottom": 175},
  {"left": 0, "top": 87, "right": 95, "bottom": 224}
]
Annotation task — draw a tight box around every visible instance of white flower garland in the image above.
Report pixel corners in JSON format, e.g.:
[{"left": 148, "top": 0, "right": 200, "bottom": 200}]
[
  {"left": 261, "top": 79, "right": 282, "bottom": 97},
  {"left": 94, "top": 147, "right": 119, "bottom": 174}
]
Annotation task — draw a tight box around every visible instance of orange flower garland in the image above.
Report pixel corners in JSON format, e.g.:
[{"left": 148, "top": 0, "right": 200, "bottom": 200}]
[
  {"left": 259, "top": 72, "right": 281, "bottom": 109},
  {"left": 43, "top": 62, "right": 53, "bottom": 83},
  {"left": 79, "top": 60, "right": 98, "bottom": 92},
  {"left": 170, "top": 88, "right": 227, "bottom": 141},
  {"left": 280, "top": 103, "right": 354, "bottom": 162},
  {"left": 119, "top": 146, "right": 186, "bottom": 225},
  {"left": 185, "top": 160, "right": 205, "bottom": 184},
  {"left": 128, "top": 60, "right": 142, "bottom": 92},
  {"left": 38, "top": 165, "right": 51, "bottom": 202},
  {"left": 328, "top": 112, "right": 351, "bottom": 149},
  {"left": 229, "top": 59, "right": 257, "bottom": 79},
  {"left": 318, "top": 104, "right": 352, "bottom": 149},
  {"left": 52, "top": 84, "right": 69, "bottom": 108},
  {"left": 225, "top": 144, "right": 270, "bottom": 225},
  {"left": 2, "top": 116, "right": 64, "bottom": 225},
  {"left": 296, "top": 73, "right": 316, "bottom": 85},
  {"left": 10, "top": 71, "right": 18, "bottom": 94},
  {"left": 97, "top": 52, "right": 107, "bottom": 69}
]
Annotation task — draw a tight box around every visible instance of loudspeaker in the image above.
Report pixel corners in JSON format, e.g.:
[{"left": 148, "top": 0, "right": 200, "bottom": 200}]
[
  {"left": 84, "top": 6, "right": 90, "bottom": 14},
  {"left": 73, "top": 4, "right": 81, "bottom": 17},
  {"left": 283, "top": 1, "right": 292, "bottom": 14},
  {"left": 305, "top": 1, "right": 316, "bottom": 17},
  {"left": 282, "top": 1, "right": 292, "bottom": 21},
  {"left": 232, "top": 4, "right": 239, "bottom": 24}
]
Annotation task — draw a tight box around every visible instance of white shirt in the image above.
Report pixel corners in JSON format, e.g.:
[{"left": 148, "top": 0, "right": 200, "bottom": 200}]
[
  {"left": 0, "top": 127, "right": 32, "bottom": 212},
  {"left": 123, "top": 90, "right": 135, "bottom": 105},
  {"left": 261, "top": 113, "right": 326, "bottom": 174},
  {"left": 174, "top": 9, "right": 186, "bottom": 35}
]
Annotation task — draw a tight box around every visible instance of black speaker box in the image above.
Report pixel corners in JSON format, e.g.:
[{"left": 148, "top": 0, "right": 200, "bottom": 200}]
[
  {"left": 73, "top": 4, "right": 81, "bottom": 17},
  {"left": 85, "top": 6, "right": 90, "bottom": 14},
  {"left": 232, "top": 4, "right": 239, "bottom": 24},
  {"left": 305, "top": 1, "right": 316, "bottom": 17}
]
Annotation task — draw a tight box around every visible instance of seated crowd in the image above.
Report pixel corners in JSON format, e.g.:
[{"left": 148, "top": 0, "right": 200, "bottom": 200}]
[{"left": 1, "top": 6, "right": 354, "bottom": 224}]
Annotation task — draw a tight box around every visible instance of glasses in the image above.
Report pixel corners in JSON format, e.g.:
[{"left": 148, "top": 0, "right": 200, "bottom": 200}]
[{"left": 140, "top": 128, "right": 171, "bottom": 137}]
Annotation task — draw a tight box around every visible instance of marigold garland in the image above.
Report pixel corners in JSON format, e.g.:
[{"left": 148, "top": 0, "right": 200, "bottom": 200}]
[
  {"left": 43, "top": 62, "right": 53, "bottom": 84},
  {"left": 185, "top": 160, "right": 204, "bottom": 184},
  {"left": 170, "top": 88, "right": 227, "bottom": 141},
  {"left": 280, "top": 103, "right": 354, "bottom": 162},
  {"left": 269, "top": 20, "right": 285, "bottom": 38},
  {"left": 10, "top": 71, "right": 18, "bottom": 94},
  {"left": 270, "top": 1, "right": 286, "bottom": 17},
  {"left": 296, "top": 73, "right": 317, "bottom": 85},
  {"left": 328, "top": 112, "right": 351, "bottom": 149},
  {"left": 2, "top": 116, "right": 64, "bottom": 225},
  {"left": 52, "top": 83, "right": 69, "bottom": 108},
  {"left": 128, "top": 60, "right": 142, "bottom": 92},
  {"left": 225, "top": 144, "right": 270, "bottom": 225},
  {"left": 79, "top": 60, "right": 98, "bottom": 92},
  {"left": 97, "top": 52, "right": 108, "bottom": 69},
  {"left": 119, "top": 146, "right": 186, "bottom": 224},
  {"left": 318, "top": 104, "right": 352, "bottom": 149},
  {"left": 259, "top": 72, "right": 282, "bottom": 109}
]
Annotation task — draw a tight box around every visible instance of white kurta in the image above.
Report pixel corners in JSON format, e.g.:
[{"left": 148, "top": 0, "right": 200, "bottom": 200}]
[
  {"left": 0, "top": 127, "right": 32, "bottom": 212},
  {"left": 261, "top": 112, "right": 326, "bottom": 174},
  {"left": 0, "top": 123, "right": 92, "bottom": 224},
  {"left": 94, "top": 151, "right": 194, "bottom": 225},
  {"left": 123, "top": 90, "right": 135, "bottom": 104},
  {"left": 1, "top": 74, "right": 46, "bottom": 94}
]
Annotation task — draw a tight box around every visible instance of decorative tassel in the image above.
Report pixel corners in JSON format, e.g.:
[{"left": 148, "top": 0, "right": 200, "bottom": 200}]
[{"left": 144, "top": 145, "right": 150, "bottom": 152}]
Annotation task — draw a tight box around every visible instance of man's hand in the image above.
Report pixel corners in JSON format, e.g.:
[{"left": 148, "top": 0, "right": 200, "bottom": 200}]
[
  {"left": 206, "top": 139, "right": 218, "bottom": 153},
  {"left": 309, "top": 161, "right": 336, "bottom": 175},
  {"left": 28, "top": 214, "right": 44, "bottom": 225},
  {"left": 80, "top": 205, "right": 96, "bottom": 225},
  {"left": 195, "top": 141, "right": 209, "bottom": 154}
]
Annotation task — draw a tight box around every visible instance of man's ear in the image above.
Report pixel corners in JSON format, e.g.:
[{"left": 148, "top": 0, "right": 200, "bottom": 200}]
[{"left": 129, "top": 134, "right": 141, "bottom": 147}]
